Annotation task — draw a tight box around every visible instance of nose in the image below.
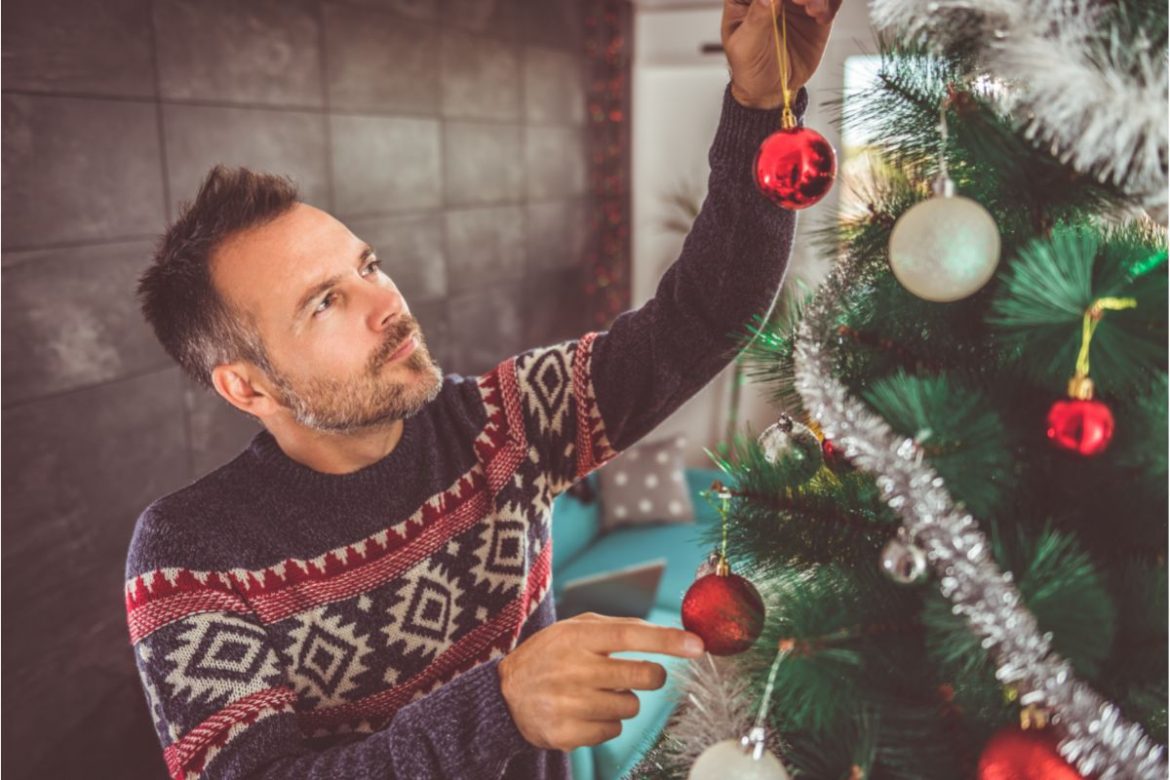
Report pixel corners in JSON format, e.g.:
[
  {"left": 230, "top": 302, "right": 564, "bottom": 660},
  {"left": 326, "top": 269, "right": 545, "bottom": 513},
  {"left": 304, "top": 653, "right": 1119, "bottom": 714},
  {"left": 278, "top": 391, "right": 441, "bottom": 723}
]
[{"left": 364, "top": 278, "right": 406, "bottom": 333}]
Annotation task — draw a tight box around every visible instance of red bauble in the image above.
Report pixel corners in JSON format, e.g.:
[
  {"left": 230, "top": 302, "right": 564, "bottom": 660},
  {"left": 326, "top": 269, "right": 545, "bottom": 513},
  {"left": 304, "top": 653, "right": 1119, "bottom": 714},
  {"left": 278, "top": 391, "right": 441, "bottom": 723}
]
[
  {"left": 978, "top": 727, "right": 1083, "bottom": 780},
  {"left": 1046, "top": 398, "right": 1114, "bottom": 456},
  {"left": 681, "top": 572, "right": 765, "bottom": 656},
  {"left": 821, "top": 438, "right": 852, "bottom": 472},
  {"left": 754, "top": 127, "right": 837, "bottom": 210}
]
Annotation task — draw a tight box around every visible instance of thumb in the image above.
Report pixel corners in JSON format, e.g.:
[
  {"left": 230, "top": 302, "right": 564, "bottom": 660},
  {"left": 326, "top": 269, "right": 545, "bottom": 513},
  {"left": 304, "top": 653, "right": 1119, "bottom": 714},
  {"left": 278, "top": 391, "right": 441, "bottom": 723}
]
[{"left": 734, "top": 0, "right": 779, "bottom": 52}]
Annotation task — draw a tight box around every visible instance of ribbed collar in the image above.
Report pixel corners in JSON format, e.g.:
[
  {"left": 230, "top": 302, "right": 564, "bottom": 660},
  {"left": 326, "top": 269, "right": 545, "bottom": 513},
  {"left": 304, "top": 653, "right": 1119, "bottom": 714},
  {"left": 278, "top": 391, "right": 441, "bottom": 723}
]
[{"left": 246, "top": 414, "right": 422, "bottom": 502}]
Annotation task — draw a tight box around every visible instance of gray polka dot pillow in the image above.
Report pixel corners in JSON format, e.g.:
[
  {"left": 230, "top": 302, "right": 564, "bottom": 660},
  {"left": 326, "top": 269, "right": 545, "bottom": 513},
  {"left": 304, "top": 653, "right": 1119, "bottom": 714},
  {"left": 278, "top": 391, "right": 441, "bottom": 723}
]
[{"left": 597, "top": 434, "right": 695, "bottom": 531}]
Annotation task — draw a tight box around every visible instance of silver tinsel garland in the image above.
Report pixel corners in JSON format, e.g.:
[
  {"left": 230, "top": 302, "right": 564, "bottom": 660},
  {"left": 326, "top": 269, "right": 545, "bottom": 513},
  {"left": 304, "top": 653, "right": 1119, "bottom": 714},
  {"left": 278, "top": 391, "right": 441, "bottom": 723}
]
[
  {"left": 791, "top": 264, "right": 1167, "bottom": 779},
  {"left": 868, "top": 0, "right": 1169, "bottom": 220}
]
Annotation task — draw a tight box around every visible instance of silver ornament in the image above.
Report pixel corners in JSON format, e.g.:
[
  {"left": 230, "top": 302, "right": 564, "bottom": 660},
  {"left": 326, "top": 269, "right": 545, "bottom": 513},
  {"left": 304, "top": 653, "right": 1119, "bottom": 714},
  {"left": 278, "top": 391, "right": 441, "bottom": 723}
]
[
  {"left": 757, "top": 414, "right": 822, "bottom": 482},
  {"left": 888, "top": 180, "right": 1001, "bottom": 302},
  {"left": 880, "top": 532, "right": 929, "bottom": 585}
]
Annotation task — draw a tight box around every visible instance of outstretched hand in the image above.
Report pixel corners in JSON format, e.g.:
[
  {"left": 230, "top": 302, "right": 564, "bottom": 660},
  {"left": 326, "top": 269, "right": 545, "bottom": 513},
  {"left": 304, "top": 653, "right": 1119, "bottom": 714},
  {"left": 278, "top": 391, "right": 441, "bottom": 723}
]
[
  {"left": 722, "top": 0, "right": 842, "bottom": 109},
  {"left": 498, "top": 613, "right": 705, "bottom": 751}
]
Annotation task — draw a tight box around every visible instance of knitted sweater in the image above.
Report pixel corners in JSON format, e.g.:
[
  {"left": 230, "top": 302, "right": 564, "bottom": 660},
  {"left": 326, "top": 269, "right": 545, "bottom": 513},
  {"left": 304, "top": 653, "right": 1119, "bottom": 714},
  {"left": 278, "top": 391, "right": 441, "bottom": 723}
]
[{"left": 125, "top": 84, "right": 804, "bottom": 780}]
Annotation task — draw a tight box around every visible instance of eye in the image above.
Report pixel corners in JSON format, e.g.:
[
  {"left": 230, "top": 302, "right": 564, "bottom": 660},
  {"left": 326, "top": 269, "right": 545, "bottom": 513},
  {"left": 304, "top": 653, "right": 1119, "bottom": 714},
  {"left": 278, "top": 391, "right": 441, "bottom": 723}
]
[
  {"left": 362, "top": 259, "right": 382, "bottom": 276},
  {"left": 313, "top": 292, "right": 335, "bottom": 316}
]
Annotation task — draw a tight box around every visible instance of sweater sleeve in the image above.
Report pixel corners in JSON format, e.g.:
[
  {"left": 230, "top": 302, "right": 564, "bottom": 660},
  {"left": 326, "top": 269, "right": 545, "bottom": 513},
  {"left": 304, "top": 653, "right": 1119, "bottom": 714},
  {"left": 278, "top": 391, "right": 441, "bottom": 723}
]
[
  {"left": 502, "top": 84, "right": 806, "bottom": 496},
  {"left": 126, "top": 562, "right": 530, "bottom": 779}
]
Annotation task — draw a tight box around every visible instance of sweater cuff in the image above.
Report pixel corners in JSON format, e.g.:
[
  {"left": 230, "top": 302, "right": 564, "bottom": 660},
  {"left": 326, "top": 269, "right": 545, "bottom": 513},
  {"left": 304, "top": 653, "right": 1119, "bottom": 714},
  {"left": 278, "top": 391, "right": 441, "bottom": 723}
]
[
  {"left": 458, "top": 657, "right": 532, "bottom": 763},
  {"left": 709, "top": 84, "right": 809, "bottom": 165}
]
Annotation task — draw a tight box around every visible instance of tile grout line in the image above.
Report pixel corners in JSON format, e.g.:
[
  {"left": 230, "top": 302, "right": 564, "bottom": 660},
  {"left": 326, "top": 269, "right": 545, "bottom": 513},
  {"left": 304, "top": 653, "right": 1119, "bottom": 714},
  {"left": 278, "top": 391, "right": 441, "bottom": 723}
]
[
  {"left": 147, "top": 0, "right": 192, "bottom": 480},
  {"left": 317, "top": 0, "right": 338, "bottom": 214}
]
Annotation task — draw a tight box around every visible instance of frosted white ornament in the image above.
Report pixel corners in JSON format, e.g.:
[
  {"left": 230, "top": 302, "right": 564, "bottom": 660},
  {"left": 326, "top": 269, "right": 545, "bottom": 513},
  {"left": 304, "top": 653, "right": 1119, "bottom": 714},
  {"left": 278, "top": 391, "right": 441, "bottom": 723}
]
[
  {"left": 888, "top": 178, "right": 1001, "bottom": 302},
  {"left": 688, "top": 737, "right": 790, "bottom": 780}
]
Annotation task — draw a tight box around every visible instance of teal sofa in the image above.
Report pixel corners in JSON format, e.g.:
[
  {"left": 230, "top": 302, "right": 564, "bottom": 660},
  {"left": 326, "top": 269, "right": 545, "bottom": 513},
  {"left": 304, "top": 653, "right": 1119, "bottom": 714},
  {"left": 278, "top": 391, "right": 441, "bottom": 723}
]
[{"left": 550, "top": 468, "right": 725, "bottom": 780}]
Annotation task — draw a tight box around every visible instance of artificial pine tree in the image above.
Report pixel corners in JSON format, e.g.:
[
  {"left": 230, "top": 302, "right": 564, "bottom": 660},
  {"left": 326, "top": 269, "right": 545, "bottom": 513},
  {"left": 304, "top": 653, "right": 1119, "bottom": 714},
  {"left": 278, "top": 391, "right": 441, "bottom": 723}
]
[{"left": 633, "top": 0, "right": 1167, "bottom": 777}]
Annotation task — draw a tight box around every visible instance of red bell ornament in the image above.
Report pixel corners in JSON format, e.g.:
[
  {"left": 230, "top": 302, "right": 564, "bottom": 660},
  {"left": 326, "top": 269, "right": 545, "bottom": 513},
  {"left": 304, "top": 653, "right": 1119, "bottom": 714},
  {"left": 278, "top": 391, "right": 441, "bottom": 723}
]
[
  {"left": 754, "top": 127, "right": 837, "bottom": 211},
  {"left": 1046, "top": 377, "right": 1114, "bottom": 457},
  {"left": 681, "top": 558, "right": 765, "bottom": 656},
  {"left": 977, "top": 726, "right": 1083, "bottom": 780}
]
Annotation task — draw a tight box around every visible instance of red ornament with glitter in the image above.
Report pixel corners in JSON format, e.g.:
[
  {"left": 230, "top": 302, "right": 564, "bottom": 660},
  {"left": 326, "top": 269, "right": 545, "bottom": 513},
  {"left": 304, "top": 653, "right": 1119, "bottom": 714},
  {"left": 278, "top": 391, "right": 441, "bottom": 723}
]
[
  {"left": 977, "top": 726, "right": 1083, "bottom": 780},
  {"left": 1046, "top": 396, "right": 1114, "bottom": 456},
  {"left": 754, "top": 127, "right": 837, "bottom": 210},
  {"left": 750, "top": 0, "right": 836, "bottom": 211},
  {"left": 681, "top": 561, "right": 766, "bottom": 656}
]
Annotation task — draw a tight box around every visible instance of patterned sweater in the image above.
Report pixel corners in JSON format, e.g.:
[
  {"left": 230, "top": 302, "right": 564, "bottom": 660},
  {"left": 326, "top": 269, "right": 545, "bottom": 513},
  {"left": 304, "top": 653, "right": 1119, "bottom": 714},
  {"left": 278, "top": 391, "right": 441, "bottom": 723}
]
[{"left": 125, "top": 84, "right": 805, "bottom": 780}]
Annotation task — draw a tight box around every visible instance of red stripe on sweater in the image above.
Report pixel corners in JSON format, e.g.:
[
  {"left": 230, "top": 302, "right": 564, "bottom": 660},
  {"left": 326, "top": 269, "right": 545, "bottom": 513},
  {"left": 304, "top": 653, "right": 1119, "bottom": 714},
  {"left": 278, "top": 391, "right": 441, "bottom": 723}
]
[
  {"left": 163, "top": 687, "right": 297, "bottom": 779},
  {"left": 128, "top": 589, "right": 251, "bottom": 644},
  {"left": 248, "top": 485, "right": 492, "bottom": 624}
]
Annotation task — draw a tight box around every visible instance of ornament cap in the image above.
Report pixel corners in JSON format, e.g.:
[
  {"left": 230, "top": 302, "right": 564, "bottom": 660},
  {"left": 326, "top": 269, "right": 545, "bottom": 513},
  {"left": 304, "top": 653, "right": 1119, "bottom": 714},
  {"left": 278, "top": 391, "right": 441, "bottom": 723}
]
[
  {"left": 715, "top": 558, "right": 731, "bottom": 577},
  {"left": 1067, "top": 375, "right": 1094, "bottom": 400},
  {"left": 932, "top": 174, "right": 956, "bottom": 198}
]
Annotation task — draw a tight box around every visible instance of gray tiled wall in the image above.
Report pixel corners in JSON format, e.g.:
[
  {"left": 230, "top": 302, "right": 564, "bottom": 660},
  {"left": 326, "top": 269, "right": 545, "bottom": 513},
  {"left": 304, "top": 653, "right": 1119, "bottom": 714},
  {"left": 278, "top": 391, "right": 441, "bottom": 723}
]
[{"left": 1, "top": 1, "right": 590, "bottom": 776}]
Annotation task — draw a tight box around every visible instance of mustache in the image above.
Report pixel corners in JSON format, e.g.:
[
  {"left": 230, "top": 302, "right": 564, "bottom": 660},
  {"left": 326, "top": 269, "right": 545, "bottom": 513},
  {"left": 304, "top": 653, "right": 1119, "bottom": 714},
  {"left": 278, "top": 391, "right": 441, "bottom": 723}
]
[{"left": 369, "top": 315, "right": 422, "bottom": 371}]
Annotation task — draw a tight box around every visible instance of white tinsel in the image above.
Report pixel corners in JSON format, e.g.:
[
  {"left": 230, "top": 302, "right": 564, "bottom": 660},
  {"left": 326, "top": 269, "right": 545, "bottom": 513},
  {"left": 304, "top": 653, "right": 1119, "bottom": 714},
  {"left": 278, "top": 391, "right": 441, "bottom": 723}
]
[
  {"left": 868, "top": 0, "right": 1169, "bottom": 220},
  {"left": 636, "top": 653, "right": 782, "bottom": 777},
  {"left": 791, "top": 262, "right": 1168, "bottom": 779}
]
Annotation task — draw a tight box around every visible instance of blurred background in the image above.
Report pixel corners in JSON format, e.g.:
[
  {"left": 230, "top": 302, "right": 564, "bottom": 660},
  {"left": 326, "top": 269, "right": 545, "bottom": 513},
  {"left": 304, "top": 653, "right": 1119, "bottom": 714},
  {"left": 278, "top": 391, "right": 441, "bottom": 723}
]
[{"left": 1, "top": 0, "right": 873, "bottom": 776}]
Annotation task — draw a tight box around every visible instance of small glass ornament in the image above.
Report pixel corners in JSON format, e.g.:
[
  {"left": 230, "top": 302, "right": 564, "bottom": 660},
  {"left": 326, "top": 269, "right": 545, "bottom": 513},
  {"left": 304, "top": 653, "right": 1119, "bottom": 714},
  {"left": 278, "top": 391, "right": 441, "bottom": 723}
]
[
  {"left": 682, "top": 559, "right": 766, "bottom": 656},
  {"left": 888, "top": 175, "right": 1001, "bottom": 302},
  {"left": 880, "top": 529, "right": 928, "bottom": 585},
  {"left": 688, "top": 727, "right": 791, "bottom": 780},
  {"left": 750, "top": 0, "right": 836, "bottom": 212},
  {"left": 754, "top": 128, "right": 837, "bottom": 211},
  {"left": 888, "top": 106, "right": 1001, "bottom": 302},
  {"left": 758, "top": 414, "right": 822, "bottom": 482}
]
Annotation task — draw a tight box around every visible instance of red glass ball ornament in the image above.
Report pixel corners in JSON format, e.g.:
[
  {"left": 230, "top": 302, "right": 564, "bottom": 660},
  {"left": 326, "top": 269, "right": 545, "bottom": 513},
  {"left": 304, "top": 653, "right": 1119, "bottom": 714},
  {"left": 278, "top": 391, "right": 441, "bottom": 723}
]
[
  {"left": 1046, "top": 398, "right": 1115, "bottom": 456},
  {"left": 977, "top": 727, "right": 1083, "bottom": 780},
  {"left": 754, "top": 127, "right": 837, "bottom": 210},
  {"left": 821, "top": 438, "right": 852, "bottom": 472},
  {"left": 681, "top": 572, "right": 765, "bottom": 656}
]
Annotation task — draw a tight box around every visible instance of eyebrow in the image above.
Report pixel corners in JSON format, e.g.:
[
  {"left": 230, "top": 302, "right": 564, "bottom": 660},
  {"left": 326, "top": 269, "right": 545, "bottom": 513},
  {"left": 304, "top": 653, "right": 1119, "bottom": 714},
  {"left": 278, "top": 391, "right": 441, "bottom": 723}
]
[{"left": 292, "top": 244, "right": 376, "bottom": 321}]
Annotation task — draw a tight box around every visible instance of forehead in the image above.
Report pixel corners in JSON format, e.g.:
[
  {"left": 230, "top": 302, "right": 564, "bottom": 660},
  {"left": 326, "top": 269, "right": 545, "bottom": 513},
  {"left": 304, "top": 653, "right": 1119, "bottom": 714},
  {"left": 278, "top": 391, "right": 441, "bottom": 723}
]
[{"left": 211, "top": 203, "right": 360, "bottom": 325}]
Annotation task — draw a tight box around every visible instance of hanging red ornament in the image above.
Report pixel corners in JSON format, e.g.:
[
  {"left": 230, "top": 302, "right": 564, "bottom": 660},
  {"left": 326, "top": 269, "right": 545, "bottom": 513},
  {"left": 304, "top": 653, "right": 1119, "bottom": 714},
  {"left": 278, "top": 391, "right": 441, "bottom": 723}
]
[
  {"left": 1044, "top": 289, "right": 1134, "bottom": 459},
  {"left": 754, "top": 127, "right": 837, "bottom": 211},
  {"left": 750, "top": 0, "right": 836, "bottom": 212},
  {"left": 1046, "top": 395, "right": 1114, "bottom": 456},
  {"left": 977, "top": 726, "right": 1083, "bottom": 780},
  {"left": 681, "top": 558, "right": 765, "bottom": 656},
  {"left": 821, "top": 438, "right": 852, "bottom": 472}
]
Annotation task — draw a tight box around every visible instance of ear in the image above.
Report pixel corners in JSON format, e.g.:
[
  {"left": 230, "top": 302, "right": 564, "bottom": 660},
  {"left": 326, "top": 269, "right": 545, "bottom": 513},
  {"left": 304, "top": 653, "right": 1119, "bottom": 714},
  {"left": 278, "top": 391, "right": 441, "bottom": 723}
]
[{"left": 210, "top": 362, "right": 282, "bottom": 419}]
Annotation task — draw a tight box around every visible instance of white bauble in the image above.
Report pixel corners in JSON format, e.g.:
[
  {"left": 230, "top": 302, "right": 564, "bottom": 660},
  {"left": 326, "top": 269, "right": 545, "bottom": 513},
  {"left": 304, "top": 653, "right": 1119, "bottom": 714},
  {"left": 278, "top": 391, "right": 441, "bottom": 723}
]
[
  {"left": 888, "top": 194, "right": 1001, "bottom": 302},
  {"left": 687, "top": 739, "right": 791, "bottom": 780}
]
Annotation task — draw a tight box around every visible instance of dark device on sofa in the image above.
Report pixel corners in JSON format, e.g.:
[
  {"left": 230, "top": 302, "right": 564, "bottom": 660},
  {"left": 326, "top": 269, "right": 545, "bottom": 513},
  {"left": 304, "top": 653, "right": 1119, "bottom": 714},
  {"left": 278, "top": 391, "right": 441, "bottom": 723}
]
[{"left": 558, "top": 558, "right": 667, "bottom": 619}]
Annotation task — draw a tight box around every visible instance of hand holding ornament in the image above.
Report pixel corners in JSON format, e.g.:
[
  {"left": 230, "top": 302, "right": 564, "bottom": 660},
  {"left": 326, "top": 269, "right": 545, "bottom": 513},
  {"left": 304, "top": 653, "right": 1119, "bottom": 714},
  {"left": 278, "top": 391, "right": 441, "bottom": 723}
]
[{"left": 722, "top": 0, "right": 842, "bottom": 109}]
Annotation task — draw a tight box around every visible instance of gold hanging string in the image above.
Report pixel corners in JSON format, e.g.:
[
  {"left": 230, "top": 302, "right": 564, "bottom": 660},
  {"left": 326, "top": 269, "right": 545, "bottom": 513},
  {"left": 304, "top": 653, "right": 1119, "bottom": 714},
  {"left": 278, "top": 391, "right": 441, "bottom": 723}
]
[
  {"left": 768, "top": 0, "right": 796, "bottom": 129},
  {"left": 1074, "top": 297, "right": 1136, "bottom": 383}
]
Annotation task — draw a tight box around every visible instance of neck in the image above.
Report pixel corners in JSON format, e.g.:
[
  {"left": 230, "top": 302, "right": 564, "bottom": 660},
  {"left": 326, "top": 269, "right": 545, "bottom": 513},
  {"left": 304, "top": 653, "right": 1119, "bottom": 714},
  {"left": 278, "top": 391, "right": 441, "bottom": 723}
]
[{"left": 266, "top": 417, "right": 406, "bottom": 475}]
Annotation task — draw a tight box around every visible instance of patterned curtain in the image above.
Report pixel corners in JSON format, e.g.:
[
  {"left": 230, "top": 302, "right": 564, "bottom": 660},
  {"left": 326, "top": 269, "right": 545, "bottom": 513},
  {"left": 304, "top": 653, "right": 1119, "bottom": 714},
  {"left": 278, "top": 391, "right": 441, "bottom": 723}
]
[{"left": 582, "top": 0, "right": 633, "bottom": 328}]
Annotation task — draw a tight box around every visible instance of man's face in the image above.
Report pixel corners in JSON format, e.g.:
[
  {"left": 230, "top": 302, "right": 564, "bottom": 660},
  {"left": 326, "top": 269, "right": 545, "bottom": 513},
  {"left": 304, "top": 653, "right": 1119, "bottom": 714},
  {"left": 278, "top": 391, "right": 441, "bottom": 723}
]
[{"left": 213, "top": 203, "right": 442, "bottom": 433}]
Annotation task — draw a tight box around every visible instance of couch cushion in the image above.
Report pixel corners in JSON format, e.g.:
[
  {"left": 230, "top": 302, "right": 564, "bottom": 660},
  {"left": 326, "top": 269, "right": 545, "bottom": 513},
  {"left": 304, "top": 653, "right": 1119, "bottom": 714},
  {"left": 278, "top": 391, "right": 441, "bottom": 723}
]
[
  {"left": 597, "top": 435, "right": 694, "bottom": 531},
  {"left": 551, "top": 486, "right": 603, "bottom": 572}
]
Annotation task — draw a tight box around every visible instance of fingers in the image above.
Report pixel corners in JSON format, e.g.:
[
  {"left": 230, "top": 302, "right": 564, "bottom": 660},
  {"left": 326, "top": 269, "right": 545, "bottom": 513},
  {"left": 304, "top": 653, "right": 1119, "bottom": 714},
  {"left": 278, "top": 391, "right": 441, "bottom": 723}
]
[
  {"left": 575, "top": 617, "right": 706, "bottom": 658},
  {"left": 789, "top": 0, "right": 837, "bottom": 24},
  {"left": 570, "top": 689, "right": 642, "bottom": 722},
  {"left": 593, "top": 657, "right": 669, "bottom": 692}
]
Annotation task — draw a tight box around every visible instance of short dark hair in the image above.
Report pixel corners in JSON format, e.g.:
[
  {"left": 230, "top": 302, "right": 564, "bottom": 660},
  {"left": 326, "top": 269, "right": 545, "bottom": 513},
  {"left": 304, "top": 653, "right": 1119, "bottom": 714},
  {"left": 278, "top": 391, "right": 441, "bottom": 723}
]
[{"left": 138, "top": 165, "right": 299, "bottom": 389}]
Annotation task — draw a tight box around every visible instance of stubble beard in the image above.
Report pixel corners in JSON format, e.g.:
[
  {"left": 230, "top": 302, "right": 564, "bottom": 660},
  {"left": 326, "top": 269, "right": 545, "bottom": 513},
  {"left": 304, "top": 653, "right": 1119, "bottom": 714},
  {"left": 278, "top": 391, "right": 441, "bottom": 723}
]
[{"left": 268, "top": 316, "right": 443, "bottom": 434}]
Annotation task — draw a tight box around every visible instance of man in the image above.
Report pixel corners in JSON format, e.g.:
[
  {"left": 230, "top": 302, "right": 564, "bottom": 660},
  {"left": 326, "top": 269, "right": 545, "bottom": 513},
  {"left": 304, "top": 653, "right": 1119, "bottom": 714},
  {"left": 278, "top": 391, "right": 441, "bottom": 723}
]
[{"left": 125, "top": 1, "right": 839, "bottom": 777}]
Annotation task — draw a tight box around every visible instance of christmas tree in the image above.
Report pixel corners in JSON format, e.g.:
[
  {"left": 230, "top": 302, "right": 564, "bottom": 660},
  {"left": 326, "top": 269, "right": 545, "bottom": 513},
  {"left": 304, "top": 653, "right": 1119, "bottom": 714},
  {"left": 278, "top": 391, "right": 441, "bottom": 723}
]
[{"left": 634, "top": 0, "right": 1167, "bottom": 777}]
